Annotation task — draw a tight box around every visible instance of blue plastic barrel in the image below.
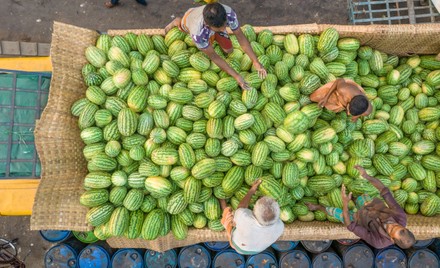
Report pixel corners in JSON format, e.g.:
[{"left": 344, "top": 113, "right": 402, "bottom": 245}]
[
  {"left": 178, "top": 244, "right": 211, "bottom": 268},
  {"left": 278, "top": 249, "right": 311, "bottom": 268},
  {"left": 334, "top": 242, "right": 374, "bottom": 268},
  {"left": 112, "top": 248, "right": 143, "bottom": 268},
  {"left": 204, "top": 241, "right": 230, "bottom": 251},
  {"left": 336, "top": 239, "right": 359, "bottom": 246},
  {"left": 40, "top": 230, "right": 72, "bottom": 243},
  {"left": 78, "top": 245, "right": 111, "bottom": 268},
  {"left": 246, "top": 249, "right": 278, "bottom": 268},
  {"left": 144, "top": 249, "right": 177, "bottom": 268},
  {"left": 414, "top": 239, "right": 435, "bottom": 249},
  {"left": 429, "top": 238, "right": 440, "bottom": 256},
  {"left": 374, "top": 246, "right": 407, "bottom": 268},
  {"left": 406, "top": 248, "right": 439, "bottom": 268},
  {"left": 312, "top": 251, "right": 342, "bottom": 268},
  {"left": 45, "top": 243, "right": 79, "bottom": 268},
  {"left": 301, "top": 240, "right": 332, "bottom": 254},
  {"left": 271, "top": 241, "right": 299, "bottom": 252},
  {"left": 212, "top": 249, "right": 245, "bottom": 268}
]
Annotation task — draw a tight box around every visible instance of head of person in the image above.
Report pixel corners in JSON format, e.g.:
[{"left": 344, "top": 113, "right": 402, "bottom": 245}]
[
  {"left": 347, "top": 95, "right": 369, "bottom": 116},
  {"left": 253, "top": 196, "right": 280, "bottom": 226},
  {"left": 388, "top": 223, "right": 416, "bottom": 249},
  {"left": 203, "top": 3, "right": 227, "bottom": 32}
]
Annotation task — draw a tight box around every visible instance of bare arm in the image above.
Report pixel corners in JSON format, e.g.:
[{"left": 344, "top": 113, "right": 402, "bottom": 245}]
[
  {"left": 319, "top": 79, "right": 341, "bottom": 107},
  {"left": 341, "top": 184, "right": 353, "bottom": 227},
  {"left": 201, "top": 45, "right": 250, "bottom": 90},
  {"left": 233, "top": 28, "right": 267, "bottom": 79},
  {"left": 165, "top": 17, "right": 182, "bottom": 34},
  {"left": 237, "top": 180, "right": 262, "bottom": 209},
  {"left": 355, "top": 165, "right": 385, "bottom": 192}
]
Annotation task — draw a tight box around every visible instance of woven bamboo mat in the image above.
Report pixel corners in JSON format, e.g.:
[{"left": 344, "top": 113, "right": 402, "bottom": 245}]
[
  {"left": 32, "top": 21, "right": 440, "bottom": 252},
  {"left": 109, "top": 23, "right": 440, "bottom": 55}
]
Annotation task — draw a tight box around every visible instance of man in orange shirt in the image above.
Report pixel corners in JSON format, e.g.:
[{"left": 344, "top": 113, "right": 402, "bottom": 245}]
[{"left": 310, "top": 78, "right": 372, "bottom": 122}]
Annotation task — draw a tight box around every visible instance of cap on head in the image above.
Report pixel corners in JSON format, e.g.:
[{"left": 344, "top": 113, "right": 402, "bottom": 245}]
[
  {"left": 392, "top": 227, "right": 416, "bottom": 249},
  {"left": 203, "top": 3, "right": 227, "bottom": 28},
  {"left": 348, "top": 95, "right": 369, "bottom": 116},
  {"left": 253, "top": 196, "right": 280, "bottom": 226}
]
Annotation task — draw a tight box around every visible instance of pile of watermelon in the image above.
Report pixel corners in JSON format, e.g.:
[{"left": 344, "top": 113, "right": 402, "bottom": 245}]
[{"left": 71, "top": 25, "right": 440, "bottom": 241}]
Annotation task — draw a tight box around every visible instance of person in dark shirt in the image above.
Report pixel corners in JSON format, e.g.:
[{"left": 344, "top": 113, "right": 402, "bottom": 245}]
[{"left": 306, "top": 165, "right": 415, "bottom": 249}]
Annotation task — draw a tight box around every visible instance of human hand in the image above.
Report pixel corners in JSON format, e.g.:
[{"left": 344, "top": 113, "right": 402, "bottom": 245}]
[
  {"left": 341, "top": 184, "right": 352, "bottom": 205},
  {"left": 164, "top": 24, "right": 175, "bottom": 34},
  {"left": 236, "top": 75, "right": 251, "bottom": 90},
  {"left": 354, "top": 165, "right": 368, "bottom": 178},
  {"left": 250, "top": 179, "right": 262, "bottom": 192},
  {"left": 253, "top": 61, "right": 267, "bottom": 79}
]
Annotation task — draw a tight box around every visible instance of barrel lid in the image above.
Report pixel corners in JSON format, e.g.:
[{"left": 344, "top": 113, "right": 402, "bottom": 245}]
[
  {"left": 343, "top": 244, "right": 374, "bottom": 268},
  {"left": 414, "top": 239, "right": 435, "bottom": 248},
  {"left": 336, "top": 239, "right": 360, "bottom": 246},
  {"left": 111, "top": 249, "right": 143, "bottom": 268},
  {"left": 375, "top": 247, "right": 407, "bottom": 268},
  {"left": 408, "top": 249, "right": 439, "bottom": 268},
  {"left": 279, "top": 250, "right": 311, "bottom": 268},
  {"left": 271, "top": 241, "right": 299, "bottom": 252},
  {"left": 178, "top": 245, "right": 211, "bottom": 268},
  {"left": 144, "top": 249, "right": 177, "bottom": 268},
  {"left": 246, "top": 251, "right": 277, "bottom": 268},
  {"left": 204, "top": 241, "right": 230, "bottom": 251},
  {"left": 72, "top": 231, "right": 99, "bottom": 244},
  {"left": 78, "top": 245, "right": 110, "bottom": 268},
  {"left": 301, "top": 240, "right": 332, "bottom": 254},
  {"left": 213, "top": 249, "right": 245, "bottom": 268},
  {"left": 312, "top": 252, "right": 342, "bottom": 268},
  {"left": 45, "top": 244, "right": 77, "bottom": 268},
  {"left": 40, "top": 230, "right": 71, "bottom": 243}
]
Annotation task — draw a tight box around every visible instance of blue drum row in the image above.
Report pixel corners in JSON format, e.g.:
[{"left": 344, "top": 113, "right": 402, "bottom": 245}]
[{"left": 41, "top": 230, "right": 440, "bottom": 268}]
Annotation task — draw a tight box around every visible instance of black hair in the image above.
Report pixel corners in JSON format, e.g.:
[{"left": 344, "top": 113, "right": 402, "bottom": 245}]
[
  {"left": 203, "top": 3, "right": 227, "bottom": 28},
  {"left": 349, "top": 95, "right": 369, "bottom": 116}
]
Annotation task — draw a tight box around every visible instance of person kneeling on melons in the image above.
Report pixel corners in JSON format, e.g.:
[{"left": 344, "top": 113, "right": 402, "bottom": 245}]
[
  {"left": 219, "top": 180, "right": 284, "bottom": 255},
  {"left": 306, "top": 166, "right": 416, "bottom": 249},
  {"left": 310, "top": 78, "right": 372, "bottom": 122}
]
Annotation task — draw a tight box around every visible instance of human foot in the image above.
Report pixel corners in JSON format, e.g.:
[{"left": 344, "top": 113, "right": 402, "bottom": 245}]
[{"left": 105, "top": 2, "right": 119, "bottom": 8}]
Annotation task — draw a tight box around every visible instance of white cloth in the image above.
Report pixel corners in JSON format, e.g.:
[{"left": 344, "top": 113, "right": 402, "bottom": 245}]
[{"left": 231, "top": 208, "right": 284, "bottom": 254}]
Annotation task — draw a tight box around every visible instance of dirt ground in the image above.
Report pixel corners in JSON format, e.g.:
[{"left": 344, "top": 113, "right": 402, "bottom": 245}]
[
  {"left": 0, "top": 0, "right": 347, "bottom": 267},
  {"left": 0, "top": 0, "right": 348, "bottom": 43},
  {"left": 0, "top": 216, "right": 50, "bottom": 268}
]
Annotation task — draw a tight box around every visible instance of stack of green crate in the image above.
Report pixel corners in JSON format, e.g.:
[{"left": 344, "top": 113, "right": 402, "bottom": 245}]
[{"left": 0, "top": 72, "right": 50, "bottom": 178}]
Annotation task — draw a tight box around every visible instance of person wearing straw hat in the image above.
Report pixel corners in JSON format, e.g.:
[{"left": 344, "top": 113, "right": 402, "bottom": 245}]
[
  {"left": 220, "top": 179, "right": 284, "bottom": 255},
  {"left": 164, "top": 1, "right": 267, "bottom": 90},
  {"left": 310, "top": 78, "right": 372, "bottom": 122},
  {"left": 306, "top": 166, "right": 416, "bottom": 249}
]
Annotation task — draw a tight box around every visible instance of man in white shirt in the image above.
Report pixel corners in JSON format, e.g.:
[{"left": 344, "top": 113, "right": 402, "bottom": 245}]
[{"left": 220, "top": 180, "right": 284, "bottom": 255}]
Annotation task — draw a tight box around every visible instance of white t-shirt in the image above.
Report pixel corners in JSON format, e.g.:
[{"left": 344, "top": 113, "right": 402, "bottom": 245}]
[{"left": 231, "top": 208, "right": 284, "bottom": 255}]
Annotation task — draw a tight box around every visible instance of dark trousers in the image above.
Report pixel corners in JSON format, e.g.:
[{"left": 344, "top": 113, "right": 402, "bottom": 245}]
[{"left": 111, "top": 0, "right": 147, "bottom": 4}]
